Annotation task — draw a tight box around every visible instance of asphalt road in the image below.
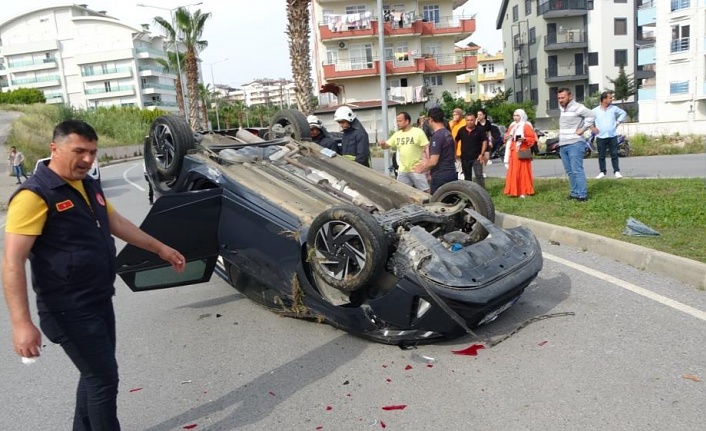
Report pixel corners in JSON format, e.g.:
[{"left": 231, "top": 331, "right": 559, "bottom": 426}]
[
  {"left": 371, "top": 153, "right": 706, "bottom": 180},
  {"left": 1, "top": 161, "right": 705, "bottom": 431}
]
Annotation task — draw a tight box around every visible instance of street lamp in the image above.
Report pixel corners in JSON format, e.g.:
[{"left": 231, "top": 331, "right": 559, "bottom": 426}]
[
  {"left": 207, "top": 57, "right": 228, "bottom": 130},
  {"left": 136, "top": 2, "right": 202, "bottom": 123}
]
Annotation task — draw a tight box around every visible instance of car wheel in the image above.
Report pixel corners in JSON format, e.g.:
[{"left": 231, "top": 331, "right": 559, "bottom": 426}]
[
  {"left": 307, "top": 205, "right": 387, "bottom": 293},
  {"left": 148, "top": 115, "right": 194, "bottom": 178},
  {"left": 269, "top": 109, "right": 312, "bottom": 142},
  {"left": 431, "top": 180, "right": 495, "bottom": 242}
]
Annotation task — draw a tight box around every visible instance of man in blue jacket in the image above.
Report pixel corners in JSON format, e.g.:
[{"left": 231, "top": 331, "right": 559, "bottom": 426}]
[
  {"left": 2, "top": 120, "right": 186, "bottom": 430},
  {"left": 333, "top": 106, "right": 370, "bottom": 167}
]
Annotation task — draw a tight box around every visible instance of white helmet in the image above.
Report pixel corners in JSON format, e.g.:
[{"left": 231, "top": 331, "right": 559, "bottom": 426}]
[
  {"left": 333, "top": 106, "right": 355, "bottom": 123},
  {"left": 307, "top": 115, "right": 322, "bottom": 129}
]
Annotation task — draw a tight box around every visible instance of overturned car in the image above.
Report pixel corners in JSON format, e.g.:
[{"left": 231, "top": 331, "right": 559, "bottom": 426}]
[{"left": 116, "top": 110, "right": 543, "bottom": 345}]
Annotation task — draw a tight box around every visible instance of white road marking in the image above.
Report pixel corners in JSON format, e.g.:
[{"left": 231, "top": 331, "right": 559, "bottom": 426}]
[
  {"left": 544, "top": 252, "right": 706, "bottom": 322},
  {"left": 122, "top": 162, "right": 145, "bottom": 191}
]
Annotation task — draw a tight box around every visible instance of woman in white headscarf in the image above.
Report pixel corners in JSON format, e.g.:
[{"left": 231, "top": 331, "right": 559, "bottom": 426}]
[{"left": 503, "top": 109, "right": 537, "bottom": 197}]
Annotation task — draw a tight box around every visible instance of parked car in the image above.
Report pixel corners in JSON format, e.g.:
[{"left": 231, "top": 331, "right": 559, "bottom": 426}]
[{"left": 116, "top": 110, "right": 543, "bottom": 345}]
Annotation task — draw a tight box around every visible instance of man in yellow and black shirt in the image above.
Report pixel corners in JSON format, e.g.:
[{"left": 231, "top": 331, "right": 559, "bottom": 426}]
[{"left": 2, "top": 120, "right": 186, "bottom": 430}]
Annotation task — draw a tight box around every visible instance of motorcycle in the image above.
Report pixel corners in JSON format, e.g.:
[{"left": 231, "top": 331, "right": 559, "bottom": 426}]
[{"left": 587, "top": 132, "right": 631, "bottom": 158}]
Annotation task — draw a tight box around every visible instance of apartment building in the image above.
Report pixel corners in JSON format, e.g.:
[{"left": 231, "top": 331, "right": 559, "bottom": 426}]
[
  {"left": 0, "top": 4, "right": 178, "bottom": 111},
  {"left": 636, "top": 0, "right": 705, "bottom": 123},
  {"left": 220, "top": 79, "right": 297, "bottom": 108},
  {"left": 311, "top": 0, "right": 477, "bottom": 114},
  {"left": 497, "top": 0, "right": 634, "bottom": 128}
]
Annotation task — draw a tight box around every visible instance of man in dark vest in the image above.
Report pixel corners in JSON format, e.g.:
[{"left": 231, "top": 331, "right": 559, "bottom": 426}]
[{"left": 2, "top": 120, "right": 185, "bottom": 430}]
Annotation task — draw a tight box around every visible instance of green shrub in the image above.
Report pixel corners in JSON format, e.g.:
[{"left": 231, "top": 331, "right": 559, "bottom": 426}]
[{"left": 0, "top": 88, "right": 46, "bottom": 104}]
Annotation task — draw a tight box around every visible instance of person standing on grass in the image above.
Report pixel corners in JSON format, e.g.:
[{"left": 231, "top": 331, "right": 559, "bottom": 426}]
[
  {"left": 415, "top": 107, "right": 457, "bottom": 193},
  {"left": 557, "top": 87, "right": 595, "bottom": 202},
  {"left": 476, "top": 109, "right": 493, "bottom": 177},
  {"left": 503, "top": 109, "right": 537, "bottom": 198},
  {"left": 3, "top": 119, "right": 186, "bottom": 430},
  {"left": 380, "top": 112, "right": 430, "bottom": 192},
  {"left": 591, "top": 91, "right": 627, "bottom": 179}
]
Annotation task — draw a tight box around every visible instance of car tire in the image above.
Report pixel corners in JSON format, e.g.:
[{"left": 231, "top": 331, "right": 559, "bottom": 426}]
[
  {"left": 307, "top": 205, "right": 387, "bottom": 293},
  {"left": 269, "top": 109, "right": 312, "bottom": 142},
  {"left": 431, "top": 180, "right": 495, "bottom": 242},
  {"left": 148, "top": 115, "right": 194, "bottom": 179}
]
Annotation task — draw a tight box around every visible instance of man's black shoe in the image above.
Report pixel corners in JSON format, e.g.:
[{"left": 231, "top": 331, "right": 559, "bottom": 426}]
[{"left": 567, "top": 195, "right": 588, "bottom": 202}]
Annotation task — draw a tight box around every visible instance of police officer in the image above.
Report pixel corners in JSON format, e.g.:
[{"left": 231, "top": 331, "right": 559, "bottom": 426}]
[
  {"left": 333, "top": 106, "right": 370, "bottom": 167},
  {"left": 2, "top": 120, "right": 185, "bottom": 430}
]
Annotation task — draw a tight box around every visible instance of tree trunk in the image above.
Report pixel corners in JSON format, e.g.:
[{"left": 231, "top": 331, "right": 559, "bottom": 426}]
[
  {"left": 175, "top": 75, "right": 186, "bottom": 119},
  {"left": 184, "top": 50, "right": 202, "bottom": 130},
  {"left": 286, "top": 0, "right": 314, "bottom": 115}
]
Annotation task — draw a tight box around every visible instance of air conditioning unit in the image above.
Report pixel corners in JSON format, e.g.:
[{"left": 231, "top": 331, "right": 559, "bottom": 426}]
[{"left": 338, "top": 41, "right": 348, "bottom": 50}]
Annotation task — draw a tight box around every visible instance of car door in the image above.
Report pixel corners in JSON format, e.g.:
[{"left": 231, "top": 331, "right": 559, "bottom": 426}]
[{"left": 116, "top": 188, "right": 222, "bottom": 292}]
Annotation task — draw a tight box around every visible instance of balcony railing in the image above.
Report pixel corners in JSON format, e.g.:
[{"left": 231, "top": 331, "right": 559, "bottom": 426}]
[
  {"left": 638, "top": 87, "right": 656, "bottom": 101},
  {"left": 545, "top": 64, "right": 589, "bottom": 80},
  {"left": 138, "top": 65, "right": 167, "bottom": 73},
  {"left": 9, "top": 58, "right": 56, "bottom": 68},
  {"left": 142, "top": 83, "right": 177, "bottom": 91},
  {"left": 82, "top": 66, "right": 132, "bottom": 77},
  {"left": 538, "top": 0, "right": 588, "bottom": 16},
  {"left": 545, "top": 30, "right": 587, "bottom": 46},
  {"left": 85, "top": 85, "right": 135, "bottom": 95},
  {"left": 12, "top": 75, "right": 60, "bottom": 85},
  {"left": 144, "top": 101, "right": 178, "bottom": 107},
  {"left": 136, "top": 47, "right": 166, "bottom": 56},
  {"left": 670, "top": 38, "right": 690, "bottom": 53}
]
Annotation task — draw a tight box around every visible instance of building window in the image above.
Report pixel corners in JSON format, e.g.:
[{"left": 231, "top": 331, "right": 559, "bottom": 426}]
[
  {"left": 104, "top": 82, "right": 111, "bottom": 92},
  {"left": 512, "top": 5, "right": 518, "bottom": 22},
  {"left": 670, "top": 24, "right": 690, "bottom": 53},
  {"left": 530, "top": 88, "right": 538, "bottom": 105},
  {"left": 529, "top": 27, "right": 536, "bottom": 45},
  {"left": 614, "top": 0, "right": 627, "bottom": 3},
  {"left": 529, "top": 58, "right": 537, "bottom": 75},
  {"left": 422, "top": 5, "right": 440, "bottom": 23},
  {"left": 671, "top": 0, "right": 690, "bottom": 12},
  {"left": 345, "top": 5, "right": 366, "bottom": 15},
  {"left": 469, "top": 84, "right": 476, "bottom": 94},
  {"left": 588, "top": 52, "right": 599, "bottom": 66},
  {"left": 614, "top": 18, "right": 627, "bottom": 35},
  {"left": 482, "top": 63, "right": 495, "bottom": 73},
  {"left": 425, "top": 75, "right": 443, "bottom": 86},
  {"left": 525, "top": 0, "right": 532, "bottom": 15},
  {"left": 614, "top": 49, "right": 627, "bottom": 66},
  {"left": 589, "top": 83, "right": 599, "bottom": 96},
  {"left": 669, "top": 81, "right": 689, "bottom": 94}
]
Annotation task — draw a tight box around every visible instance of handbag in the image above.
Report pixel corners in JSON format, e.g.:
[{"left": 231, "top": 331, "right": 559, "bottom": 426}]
[{"left": 518, "top": 149, "right": 533, "bottom": 160}]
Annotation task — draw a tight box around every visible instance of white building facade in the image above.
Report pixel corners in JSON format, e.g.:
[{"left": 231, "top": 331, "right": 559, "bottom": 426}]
[
  {"left": 497, "top": 0, "right": 635, "bottom": 128},
  {"left": 222, "top": 79, "right": 297, "bottom": 108},
  {"left": 0, "top": 4, "right": 178, "bottom": 111},
  {"left": 636, "top": 0, "right": 706, "bottom": 124}
]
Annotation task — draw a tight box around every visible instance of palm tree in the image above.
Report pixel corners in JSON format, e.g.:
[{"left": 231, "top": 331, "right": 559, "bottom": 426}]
[
  {"left": 155, "top": 51, "right": 186, "bottom": 118},
  {"left": 155, "top": 8, "right": 211, "bottom": 130},
  {"left": 252, "top": 104, "right": 269, "bottom": 127},
  {"left": 286, "top": 0, "right": 314, "bottom": 114},
  {"left": 198, "top": 82, "right": 211, "bottom": 129},
  {"left": 232, "top": 100, "right": 247, "bottom": 128}
]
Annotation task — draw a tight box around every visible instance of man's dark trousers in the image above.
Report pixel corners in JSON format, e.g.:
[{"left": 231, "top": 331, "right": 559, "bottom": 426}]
[
  {"left": 461, "top": 159, "right": 485, "bottom": 188},
  {"left": 596, "top": 136, "right": 620, "bottom": 174},
  {"left": 40, "top": 299, "right": 120, "bottom": 431}
]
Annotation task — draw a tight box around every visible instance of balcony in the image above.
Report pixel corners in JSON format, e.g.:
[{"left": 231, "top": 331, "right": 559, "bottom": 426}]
[
  {"left": 544, "top": 64, "right": 588, "bottom": 83},
  {"left": 322, "top": 54, "right": 476, "bottom": 80},
  {"left": 318, "top": 14, "right": 475, "bottom": 42},
  {"left": 0, "top": 81, "right": 9, "bottom": 88},
  {"left": 85, "top": 85, "right": 136, "bottom": 99},
  {"left": 538, "top": 0, "right": 589, "bottom": 18},
  {"left": 136, "top": 47, "right": 166, "bottom": 59},
  {"left": 8, "top": 57, "right": 58, "bottom": 73},
  {"left": 44, "top": 93, "right": 64, "bottom": 104},
  {"left": 670, "top": 38, "right": 690, "bottom": 54},
  {"left": 478, "top": 71, "right": 505, "bottom": 82},
  {"left": 144, "top": 100, "right": 178, "bottom": 110},
  {"left": 82, "top": 66, "right": 133, "bottom": 82},
  {"left": 387, "top": 86, "right": 427, "bottom": 104},
  {"left": 141, "top": 83, "right": 177, "bottom": 95},
  {"left": 11, "top": 75, "right": 61, "bottom": 88},
  {"left": 637, "top": 44, "right": 656, "bottom": 66},
  {"left": 138, "top": 64, "right": 174, "bottom": 78},
  {"left": 638, "top": 87, "right": 656, "bottom": 101},
  {"left": 637, "top": 3, "right": 656, "bottom": 26},
  {"left": 544, "top": 31, "right": 587, "bottom": 51}
]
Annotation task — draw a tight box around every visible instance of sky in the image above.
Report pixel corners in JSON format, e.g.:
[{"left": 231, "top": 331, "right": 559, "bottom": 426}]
[{"left": 0, "top": 0, "right": 502, "bottom": 87}]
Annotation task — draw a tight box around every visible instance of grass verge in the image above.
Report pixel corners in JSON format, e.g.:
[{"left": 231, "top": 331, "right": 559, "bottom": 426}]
[{"left": 486, "top": 177, "right": 706, "bottom": 263}]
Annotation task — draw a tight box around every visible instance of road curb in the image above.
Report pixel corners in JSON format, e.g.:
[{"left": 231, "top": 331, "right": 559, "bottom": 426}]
[{"left": 496, "top": 213, "right": 706, "bottom": 289}]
